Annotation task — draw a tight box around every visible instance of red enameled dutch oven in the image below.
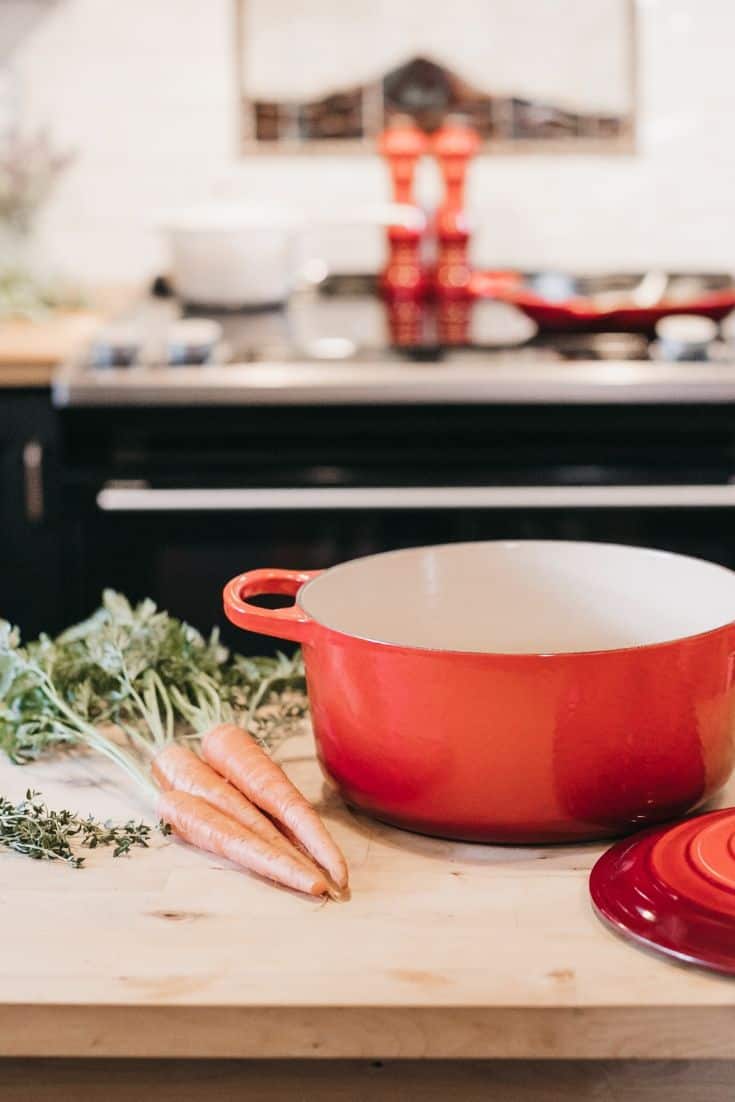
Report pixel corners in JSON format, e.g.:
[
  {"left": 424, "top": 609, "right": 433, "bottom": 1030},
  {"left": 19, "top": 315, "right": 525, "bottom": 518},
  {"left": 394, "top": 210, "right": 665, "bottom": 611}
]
[{"left": 223, "top": 541, "right": 735, "bottom": 843}]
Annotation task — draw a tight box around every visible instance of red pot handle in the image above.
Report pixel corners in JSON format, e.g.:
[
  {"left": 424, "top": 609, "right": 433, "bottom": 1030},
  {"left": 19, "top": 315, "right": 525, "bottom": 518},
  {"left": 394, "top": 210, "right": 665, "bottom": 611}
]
[{"left": 223, "top": 568, "right": 322, "bottom": 644}]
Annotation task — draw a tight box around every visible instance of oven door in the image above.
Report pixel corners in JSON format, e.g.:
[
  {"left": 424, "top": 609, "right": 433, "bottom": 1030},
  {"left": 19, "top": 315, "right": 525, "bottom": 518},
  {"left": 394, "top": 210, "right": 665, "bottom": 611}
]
[{"left": 71, "top": 479, "right": 735, "bottom": 652}]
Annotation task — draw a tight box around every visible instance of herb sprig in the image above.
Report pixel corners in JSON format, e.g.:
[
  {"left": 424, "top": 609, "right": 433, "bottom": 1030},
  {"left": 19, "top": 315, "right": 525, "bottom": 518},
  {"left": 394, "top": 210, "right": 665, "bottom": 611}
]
[
  {"left": 0, "top": 620, "right": 157, "bottom": 798},
  {"left": 57, "top": 591, "right": 308, "bottom": 755},
  {"left": 173, "top": 648, "right": 308, "bottom": 750},
  {"left": 0, "top": 789, "right": 152, "bottom": 867},
  {"left": 0, "top": 592, "right": 310, "bottom": 876}
]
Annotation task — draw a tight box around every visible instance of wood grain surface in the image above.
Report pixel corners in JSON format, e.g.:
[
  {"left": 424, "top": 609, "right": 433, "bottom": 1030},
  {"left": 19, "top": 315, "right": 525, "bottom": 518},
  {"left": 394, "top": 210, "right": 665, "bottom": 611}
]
[
  {"left": 0, "top": 286, "right": 138, "bottom": 383},
  {"left": 1, "top": 734, "right": 735, "bottom": 1060},
  {"left": 0, "top": 312, "right": 102, "bottom": 374}
]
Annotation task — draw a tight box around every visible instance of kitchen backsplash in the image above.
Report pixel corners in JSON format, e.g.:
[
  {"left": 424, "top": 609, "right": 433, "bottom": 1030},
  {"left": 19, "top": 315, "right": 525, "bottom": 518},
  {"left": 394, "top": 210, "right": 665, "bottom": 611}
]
[{"left": 6, "top": 0, "right": 735, "bottom": 285}]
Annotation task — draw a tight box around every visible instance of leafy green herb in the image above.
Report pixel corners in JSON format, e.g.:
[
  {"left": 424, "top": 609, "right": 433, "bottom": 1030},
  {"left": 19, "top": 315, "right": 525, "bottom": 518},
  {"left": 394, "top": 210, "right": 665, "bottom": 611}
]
[
  {"left": 0, "top": 620, "right": 157, "bottom": 799},
  {"left": 0, "top": 592, "right": 309, "bottom": 774},
  {"left": 167, "top": 647, "right": 308, "bottom": 749},
  {"left": 59, "top": 590, "right": 308, "bottom": 753},
  {"left": 0, "top": 595, "right": 312, "bottom": 881},
  {"left": 57, "top": 590, "right": 228, "bottom": 750},
  {"left": 0, "top": 789, "right": 152, "bottom": 867},
  {"left": 224, "top": 652, "right": 308, "bottom": 748}
]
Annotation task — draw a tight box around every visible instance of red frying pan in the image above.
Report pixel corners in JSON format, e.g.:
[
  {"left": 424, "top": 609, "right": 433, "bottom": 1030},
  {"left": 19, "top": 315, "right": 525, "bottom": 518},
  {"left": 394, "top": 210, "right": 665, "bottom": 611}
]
[{"left": 471, "top": 270, "right": 735, "bottom": 333}]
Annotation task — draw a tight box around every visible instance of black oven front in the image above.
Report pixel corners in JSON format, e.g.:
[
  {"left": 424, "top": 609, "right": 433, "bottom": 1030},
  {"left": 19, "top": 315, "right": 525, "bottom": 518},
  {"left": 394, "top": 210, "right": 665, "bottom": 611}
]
[{"left": 59, "top": 402, "right": 735, "bottom": 651}]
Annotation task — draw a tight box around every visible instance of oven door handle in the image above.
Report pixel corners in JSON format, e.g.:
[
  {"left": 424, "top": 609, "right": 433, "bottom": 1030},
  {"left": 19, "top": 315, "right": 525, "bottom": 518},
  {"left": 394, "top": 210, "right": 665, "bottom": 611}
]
[{"left": 96, "top": 483, "right": 735, "bottom": 511}]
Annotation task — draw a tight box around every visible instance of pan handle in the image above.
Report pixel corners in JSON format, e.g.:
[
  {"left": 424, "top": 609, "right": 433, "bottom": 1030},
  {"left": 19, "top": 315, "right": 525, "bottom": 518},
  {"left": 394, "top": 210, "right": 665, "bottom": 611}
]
[{"left": 223, "top": 568, "right": 321, "bottom": 644}]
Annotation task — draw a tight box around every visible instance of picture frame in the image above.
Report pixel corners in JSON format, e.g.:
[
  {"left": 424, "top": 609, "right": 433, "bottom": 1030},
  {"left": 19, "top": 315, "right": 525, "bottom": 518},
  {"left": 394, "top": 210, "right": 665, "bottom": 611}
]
[{"left": 235, "top": 0, "right": 637, "bottom": 155}]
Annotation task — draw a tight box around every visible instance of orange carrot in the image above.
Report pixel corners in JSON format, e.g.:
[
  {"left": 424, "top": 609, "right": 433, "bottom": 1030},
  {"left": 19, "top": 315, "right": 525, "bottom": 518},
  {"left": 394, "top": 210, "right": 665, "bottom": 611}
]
[
  {"left": 202, "top": 723, "right": 349, "bottom": 891},
  {"left": 151, "top": 742, "right": 318, "bottom": 871},
  {"left": 157, "top": 789, "right": 329, "bottom": 897}
]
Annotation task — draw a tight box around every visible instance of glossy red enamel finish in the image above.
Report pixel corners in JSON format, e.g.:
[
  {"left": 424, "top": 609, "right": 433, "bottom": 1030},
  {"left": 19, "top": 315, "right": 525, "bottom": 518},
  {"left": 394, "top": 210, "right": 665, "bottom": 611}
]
[
  {"left": 223, "top": 569, "right": 321, "bottom": 645},
  {"left": 469, "top": 272, "right": 735, "bottom": 333},
  {"left": 590, "top": 808, "right": 735, "bottom": 975},
  {"left": 224, "top": 569, "right": 735, "bottom": 844}
]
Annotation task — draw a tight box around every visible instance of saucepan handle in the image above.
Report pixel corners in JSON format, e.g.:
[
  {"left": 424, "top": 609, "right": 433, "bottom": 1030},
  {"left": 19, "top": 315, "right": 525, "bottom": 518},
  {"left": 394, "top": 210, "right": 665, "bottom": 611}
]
[{"left": 223, "top": 568, "right": 321, "bottom": 644}]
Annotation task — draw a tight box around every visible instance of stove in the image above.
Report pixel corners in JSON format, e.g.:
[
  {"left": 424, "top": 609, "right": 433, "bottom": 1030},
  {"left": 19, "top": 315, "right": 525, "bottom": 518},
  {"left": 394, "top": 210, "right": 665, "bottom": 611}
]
[
  {"left": 51, "top": 274, "right": 735, "bottom": 650},
  {"left": 53, "top": 276, "right": 735, "bottom": 408}
]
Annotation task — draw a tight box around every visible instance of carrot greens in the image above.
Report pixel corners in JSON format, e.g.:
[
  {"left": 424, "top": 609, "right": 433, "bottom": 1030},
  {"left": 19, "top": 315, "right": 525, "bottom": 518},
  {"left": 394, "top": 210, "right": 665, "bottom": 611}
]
[
  {"left": 58, "top": 590, "right": 307, "bottom": 752},
  {"left": 0, "top": 620, "right": 156, "bottom": 797},
  {"left": 0, "top": 591, "right": 308, "bottom": 766},
  {"left": 0, "top": 594, "right": 320, "bottom": 888},
  {"left": 171, "top": 649, "right": 308, "bottom": 749}
]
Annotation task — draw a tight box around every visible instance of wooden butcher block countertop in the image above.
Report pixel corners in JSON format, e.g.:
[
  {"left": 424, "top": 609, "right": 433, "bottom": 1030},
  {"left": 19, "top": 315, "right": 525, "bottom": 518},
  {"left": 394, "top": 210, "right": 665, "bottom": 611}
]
[
  {"left": 1, "top": 733, "right": 735, "bottom": 1062},
  {"left": 0, "top": 311, "right": 101, "bottom": 386},
  {"left": 0, "top": 288, "right": 138, "bottom": 385}
]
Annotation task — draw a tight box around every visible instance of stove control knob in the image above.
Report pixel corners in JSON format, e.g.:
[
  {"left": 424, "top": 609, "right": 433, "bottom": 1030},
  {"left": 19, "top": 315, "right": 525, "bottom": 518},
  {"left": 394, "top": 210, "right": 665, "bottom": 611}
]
[
  {"left": 90, "top": 324, "right": 141, "bottom": 368},
  {"left": 653, "top": 314, "right": 718, "bottom": 362},
  {"left": 167, "top": 319, "right": 223, "bottom": 365}
]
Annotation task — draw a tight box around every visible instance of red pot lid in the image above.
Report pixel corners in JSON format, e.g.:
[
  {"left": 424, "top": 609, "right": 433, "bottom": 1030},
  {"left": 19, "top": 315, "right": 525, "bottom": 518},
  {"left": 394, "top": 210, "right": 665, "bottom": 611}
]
[{"left": 590, "top": 808, "right": 735, "bottom": 974}]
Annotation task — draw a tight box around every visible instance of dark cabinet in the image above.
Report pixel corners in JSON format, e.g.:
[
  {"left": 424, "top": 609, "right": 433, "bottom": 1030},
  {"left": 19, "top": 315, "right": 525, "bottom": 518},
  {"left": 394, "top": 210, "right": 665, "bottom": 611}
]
[{"left": 0, "top": 389, "right": 62, "bottom": 638}]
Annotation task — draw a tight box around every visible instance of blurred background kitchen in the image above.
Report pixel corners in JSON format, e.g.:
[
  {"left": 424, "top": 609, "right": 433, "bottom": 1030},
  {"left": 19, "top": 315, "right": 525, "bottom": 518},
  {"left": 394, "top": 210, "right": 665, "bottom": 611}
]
[{"left": 3, "top": 0, "right": 735, "bottom": 649}]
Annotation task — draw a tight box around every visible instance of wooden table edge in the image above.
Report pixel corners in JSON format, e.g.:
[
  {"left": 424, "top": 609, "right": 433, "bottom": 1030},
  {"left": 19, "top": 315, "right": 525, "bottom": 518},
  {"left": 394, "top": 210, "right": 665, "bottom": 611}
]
[
  {"left": 1, "top": 1004, "right": 734, "bottom": 1059},
  {"left": 0, "top": 367, "right": 53, "bottom": 387}
]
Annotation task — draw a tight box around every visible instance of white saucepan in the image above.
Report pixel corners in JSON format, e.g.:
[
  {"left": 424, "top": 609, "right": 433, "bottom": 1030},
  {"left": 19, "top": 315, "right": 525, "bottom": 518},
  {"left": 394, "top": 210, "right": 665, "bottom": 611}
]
[{"left": 160, "top": 202, "right": 423, "bottom": 309}]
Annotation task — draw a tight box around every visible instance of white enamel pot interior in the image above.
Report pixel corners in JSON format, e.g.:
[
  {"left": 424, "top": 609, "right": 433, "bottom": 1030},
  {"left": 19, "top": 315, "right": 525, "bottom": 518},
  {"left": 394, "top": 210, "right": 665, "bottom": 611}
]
[{"left": 297, "top": 540, "right": 735, "bottom": 653}]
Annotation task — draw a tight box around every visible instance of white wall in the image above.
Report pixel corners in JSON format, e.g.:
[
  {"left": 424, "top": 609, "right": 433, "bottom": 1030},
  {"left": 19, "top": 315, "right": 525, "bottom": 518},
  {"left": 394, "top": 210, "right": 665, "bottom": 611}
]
[
  {"left": 7, "top": 0, "right": 735, "bottom": 286},
  {"left": 242, "top": 0, "right": 631, "bottom": 113}
]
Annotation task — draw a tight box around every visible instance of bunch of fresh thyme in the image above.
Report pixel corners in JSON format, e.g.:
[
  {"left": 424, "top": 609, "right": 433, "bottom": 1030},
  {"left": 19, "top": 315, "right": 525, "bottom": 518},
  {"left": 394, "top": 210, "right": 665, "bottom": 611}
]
[{"left": 0, "top": 789, "right": 152, "bottom": 867}]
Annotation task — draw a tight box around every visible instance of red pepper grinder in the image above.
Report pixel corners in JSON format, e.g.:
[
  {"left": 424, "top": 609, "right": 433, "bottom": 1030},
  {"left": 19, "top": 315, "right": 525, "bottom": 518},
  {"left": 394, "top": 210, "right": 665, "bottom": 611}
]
[
  {"left": 377, "top": 115, "right": 428, "bottom": 299},
  {"left": 436, "top": 297, "right": 473, "bottom": 346},
  {"left": 432, "top": 115, "right": 480, "bottom": 299},
  {"left": 385, "top": 297, "right": 427, "bottom": 347}
]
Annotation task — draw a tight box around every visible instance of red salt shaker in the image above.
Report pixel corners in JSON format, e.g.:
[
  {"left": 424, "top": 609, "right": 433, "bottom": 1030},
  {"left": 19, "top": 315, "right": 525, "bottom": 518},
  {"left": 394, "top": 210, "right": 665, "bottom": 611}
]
[
  {"left": 377, "top": 115, "right": 428, "bottom": 299},
  {"left": 432, "top": 116, "right": 480, "bottom": 299}
]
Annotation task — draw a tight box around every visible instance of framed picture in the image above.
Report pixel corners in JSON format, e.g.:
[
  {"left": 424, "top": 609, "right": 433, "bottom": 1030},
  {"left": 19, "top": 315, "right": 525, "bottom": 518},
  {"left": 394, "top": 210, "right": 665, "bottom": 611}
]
[{"left": 236, "top": 0, "right": 637, "bottom": 154}]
